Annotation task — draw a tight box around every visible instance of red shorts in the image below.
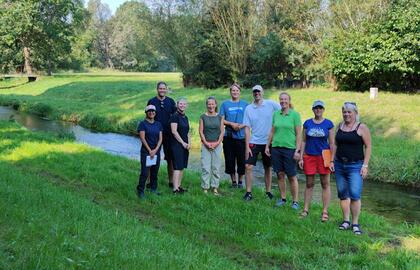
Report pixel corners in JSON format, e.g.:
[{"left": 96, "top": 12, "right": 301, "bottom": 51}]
[{"left": 303, "top": 154, "right": 330, "bottom": 175}]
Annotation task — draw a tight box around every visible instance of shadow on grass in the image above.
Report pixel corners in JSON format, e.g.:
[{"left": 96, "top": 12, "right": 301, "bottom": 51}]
[
  {"left": 1, "top": 121, "right": 418, "bottom": 269},
  {"left": 0, "top": 81, "right": 29, "bottom": 89}
]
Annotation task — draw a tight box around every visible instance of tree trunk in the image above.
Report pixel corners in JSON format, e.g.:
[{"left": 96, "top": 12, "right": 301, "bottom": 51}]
[
  {"left": 23, "top": 47, "right": 33, "bottom": 75},
  {"left": 47, "top": 59, "right": 52, "bottom": 76}
]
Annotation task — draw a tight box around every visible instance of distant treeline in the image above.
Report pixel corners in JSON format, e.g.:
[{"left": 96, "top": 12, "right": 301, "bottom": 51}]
[{"left": 0, "top": 0, "right": 419, "bottom": 91}]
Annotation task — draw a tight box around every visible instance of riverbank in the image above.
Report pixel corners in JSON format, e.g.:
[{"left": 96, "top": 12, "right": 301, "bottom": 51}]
[
  {"left": 0, "top": 121, "right": 419, "bottom": 268},
  {"left": 0, "top": 73, "right": 418, "bottom": 186}
]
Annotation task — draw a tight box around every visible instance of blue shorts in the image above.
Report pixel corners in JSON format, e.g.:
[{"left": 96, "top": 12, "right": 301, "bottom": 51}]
[
  {"left": 334, "top": 160, "right": 363, "bottom": 200},
  {"left": 271, "top": 147, "right": 297, "bottom": 176}
]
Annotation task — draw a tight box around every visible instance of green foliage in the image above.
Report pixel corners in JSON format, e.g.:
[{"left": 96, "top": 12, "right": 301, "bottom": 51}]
[
  {"left": 0, "top": 0, "right": 85, "bottom": 74},
  {"left": 327, "top": 0, "right": 420, "bottom": 91},
  {"left": 182, "top": 18, "right": 233, "bottom": 88},
  {"left": 245, "top": 32, "right": 286, "bottom": 86}
]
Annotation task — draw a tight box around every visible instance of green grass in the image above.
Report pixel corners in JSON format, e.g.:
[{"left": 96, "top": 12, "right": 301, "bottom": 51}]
[
  {"left": 0, "top": 120, "right": 419, "bottom": 269},
  {"left": 0, "top": 73, "right": 418, "bottom": 185}
]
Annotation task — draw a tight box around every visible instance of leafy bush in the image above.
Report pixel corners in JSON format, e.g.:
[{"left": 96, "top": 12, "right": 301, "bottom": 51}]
[{"left": 327, "top": 0, "right": 420, "bottom": 91}]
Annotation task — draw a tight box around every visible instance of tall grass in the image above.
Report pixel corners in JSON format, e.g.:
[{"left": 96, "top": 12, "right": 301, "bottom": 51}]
[
  {"left": 0, "top": 121, "right": 419, "bottom": 269},
  {"left": 0, "top": 74, "right": 418, "bottom": 185}
]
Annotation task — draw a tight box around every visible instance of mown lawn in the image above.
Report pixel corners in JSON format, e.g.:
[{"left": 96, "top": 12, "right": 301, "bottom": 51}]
[
  {"left": 0, "top": 73, "right": 418, "bottom": 185},
  {"left": 0, "top": 121, "right": 419, "bottom": 269}
]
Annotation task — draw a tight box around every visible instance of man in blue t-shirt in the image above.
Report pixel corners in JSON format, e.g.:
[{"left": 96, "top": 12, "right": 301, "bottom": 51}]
[
  {"left": 220, "top": 83, "right": 248, "bottom": 188},
  {"left": 147, "top": 81, "right": 177, "bottom": 188}
]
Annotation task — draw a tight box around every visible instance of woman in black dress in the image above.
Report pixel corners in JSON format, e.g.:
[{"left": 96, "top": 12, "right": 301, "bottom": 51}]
[{"left": 170, "top": 98, "right": 191, "bottom": 194}]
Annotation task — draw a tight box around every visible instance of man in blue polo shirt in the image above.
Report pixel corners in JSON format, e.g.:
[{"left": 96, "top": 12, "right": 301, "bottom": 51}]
[
  {"left": 147, "top": 81, "right": 177, "bottom": 188},
  {"left": 243, "top": 85, "right": 280, "bottom": 201}
]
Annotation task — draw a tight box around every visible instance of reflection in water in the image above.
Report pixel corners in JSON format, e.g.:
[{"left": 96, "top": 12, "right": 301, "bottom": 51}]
[{"left": 0, "top": 106, "right": 419, "bottom": 224}]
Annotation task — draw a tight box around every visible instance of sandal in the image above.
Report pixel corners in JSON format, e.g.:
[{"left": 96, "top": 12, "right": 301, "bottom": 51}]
[
  {"left": 213, "top": 188, "right": 220, "bottom": 196},
  {"left": 339, "top": 221, "right": 351, "bottom": 230},
  {"left": 300, "top": 210, "right": 309, "bottom": 218},
  {"left": 352, "top": 224, "right": 363, "bottom": 235},
  {"left": 321, "top": 211, "right": 329, "bottom": 222}
]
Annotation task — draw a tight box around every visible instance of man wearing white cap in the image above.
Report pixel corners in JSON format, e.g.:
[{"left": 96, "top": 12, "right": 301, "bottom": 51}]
[{"left": 242, "top": 85, "right": 280, "bottom": 201}]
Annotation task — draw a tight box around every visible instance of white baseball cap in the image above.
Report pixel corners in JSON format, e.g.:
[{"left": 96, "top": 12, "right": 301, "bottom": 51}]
[{"left": 252, "top": 85, "right": 263, "bottom": 92}]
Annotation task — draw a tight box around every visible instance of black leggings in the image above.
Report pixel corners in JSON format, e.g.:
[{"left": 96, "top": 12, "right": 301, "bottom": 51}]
[{"left": 222, "top": 136, "right": 245, "bottom": 175}]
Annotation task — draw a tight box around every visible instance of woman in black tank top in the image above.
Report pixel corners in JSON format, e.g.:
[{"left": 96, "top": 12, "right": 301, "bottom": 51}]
[{"left": 330, "top": 102, "right": 372, "bottom": 235}]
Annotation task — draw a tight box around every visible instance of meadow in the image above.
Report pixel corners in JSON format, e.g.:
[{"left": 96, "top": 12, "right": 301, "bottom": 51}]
[
  {"left": 0, "top": 73, "right": 418, "bottom": 186},
  {"left": 0, "top": 120, "right": 419, "bottom": 269}
]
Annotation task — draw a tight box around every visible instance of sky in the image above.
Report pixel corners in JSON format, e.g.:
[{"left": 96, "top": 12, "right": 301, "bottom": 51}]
[{"left": 101, "top": 0, "right": 128, "bottom": 14}]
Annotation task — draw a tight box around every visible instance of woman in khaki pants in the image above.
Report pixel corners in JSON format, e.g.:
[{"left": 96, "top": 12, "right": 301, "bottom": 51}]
[{"left": 199, "top": 96, "right": 224, "bottom": 195}]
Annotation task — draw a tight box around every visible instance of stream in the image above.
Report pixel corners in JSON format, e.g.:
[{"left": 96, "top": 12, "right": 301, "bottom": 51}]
[{"left": 1, "top": 106, "right": 418, "bottom": 224}]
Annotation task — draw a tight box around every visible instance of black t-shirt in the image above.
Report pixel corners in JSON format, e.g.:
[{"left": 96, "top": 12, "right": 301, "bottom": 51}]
[
  {"left": 147, "top": 96, "right": 176, "bottom": 134},
  {"left": 137, "top": 120, "right": 163, "bottom": 150},
  {"left": 169, "top": 112, "right": 189, "bottom": 144}
]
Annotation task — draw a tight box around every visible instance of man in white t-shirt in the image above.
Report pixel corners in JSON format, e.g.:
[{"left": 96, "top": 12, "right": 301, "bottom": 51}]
[{"left": 242, "top": 85, "right": 280, "bottom": 201}]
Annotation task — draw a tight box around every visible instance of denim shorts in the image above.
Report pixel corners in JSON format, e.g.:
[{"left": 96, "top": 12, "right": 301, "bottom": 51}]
[{"left": 334, "top": 160, "right": 363, "bottom": 200}]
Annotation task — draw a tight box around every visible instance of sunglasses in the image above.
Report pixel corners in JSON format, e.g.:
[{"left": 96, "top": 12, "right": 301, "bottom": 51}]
[{"left": 313, "top": 106, "right": 324, "bottom": 110}]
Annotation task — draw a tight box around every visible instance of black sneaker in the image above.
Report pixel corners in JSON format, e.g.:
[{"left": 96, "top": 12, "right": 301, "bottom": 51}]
[
  {"left": 173, "top": 189, "right": 181, "bottom": 195},
  {"left": 243, "top": 192, "right": 253, "bottom": 201},
  {"left": 237, "top": 181, "right": 243, "bottom": 189},
  {"left": 266, "top": 191, "right": 274, "bottom": 200},
  {"left": 178, "top": 187, "right": 188, "bottom": 193},
  {"left": 231, "top": 182, "right": 238, "bottom": 188}
]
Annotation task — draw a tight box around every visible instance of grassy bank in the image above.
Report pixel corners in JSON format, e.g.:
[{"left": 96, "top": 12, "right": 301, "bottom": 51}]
[
  {"left": 0, "top": 121, "right": 419, "bottom": 269},
  {"left": 0, "top": 73, "right": 418, "bottom": 186}
]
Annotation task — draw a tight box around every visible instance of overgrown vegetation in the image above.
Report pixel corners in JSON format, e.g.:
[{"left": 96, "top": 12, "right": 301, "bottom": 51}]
[{"left": 0, "top": 120, "right": 419, "bottom": 269}]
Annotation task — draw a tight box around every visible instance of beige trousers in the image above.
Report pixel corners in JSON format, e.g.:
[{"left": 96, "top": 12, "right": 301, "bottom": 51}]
[{"left": 201, "top": 144, "right": 222, "bottom": 189}]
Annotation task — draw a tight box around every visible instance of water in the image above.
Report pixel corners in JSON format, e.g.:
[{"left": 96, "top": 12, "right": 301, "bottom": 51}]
[{"left": 1, "top": 106, "right": 419, "bottom": 224}]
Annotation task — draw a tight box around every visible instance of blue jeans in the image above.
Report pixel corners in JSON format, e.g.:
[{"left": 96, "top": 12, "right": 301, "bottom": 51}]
[{"left": 334, "top": 160, "right": 363, "bottom": 200}]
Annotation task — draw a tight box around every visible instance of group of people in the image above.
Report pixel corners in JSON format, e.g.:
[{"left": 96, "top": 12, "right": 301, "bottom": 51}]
[{"left": 136, "top": 82, "right": 371, "bottom": 235}]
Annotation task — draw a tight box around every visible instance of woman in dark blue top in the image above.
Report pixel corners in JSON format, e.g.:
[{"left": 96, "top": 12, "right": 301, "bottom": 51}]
[
  {"left": 331, "top": 102, "right": 371, "bottom": 235},
  {"left": 136, "top": 104, "right": 163, "bottom": 199},
  {"left": 298, "top": 100, "right": 334, "bottom": 221},
  {"left": 170, "top": 98, "right": 191, "bottom": 194}
]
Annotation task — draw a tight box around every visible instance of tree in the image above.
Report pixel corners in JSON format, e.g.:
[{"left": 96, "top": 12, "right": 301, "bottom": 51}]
[
  {"left": 108, "top": 1, "right": 165, "bottom": 71},
  {"left": 207, "top": 0, "right": 260, "bottom": 80},
  {"left": 0, "top": 0, "right": 84, "bottom": 75},
  {"left": 86, "top": 0, "right": 113, "bottom": 68},
  {"left": 326, "top": 0, "right": 420, "bottom": 91}
]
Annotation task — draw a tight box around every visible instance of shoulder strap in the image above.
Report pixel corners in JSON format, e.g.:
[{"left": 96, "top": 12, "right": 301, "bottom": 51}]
[{"left": 356, "top": 122, "right": 361, "bottom": 131}]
